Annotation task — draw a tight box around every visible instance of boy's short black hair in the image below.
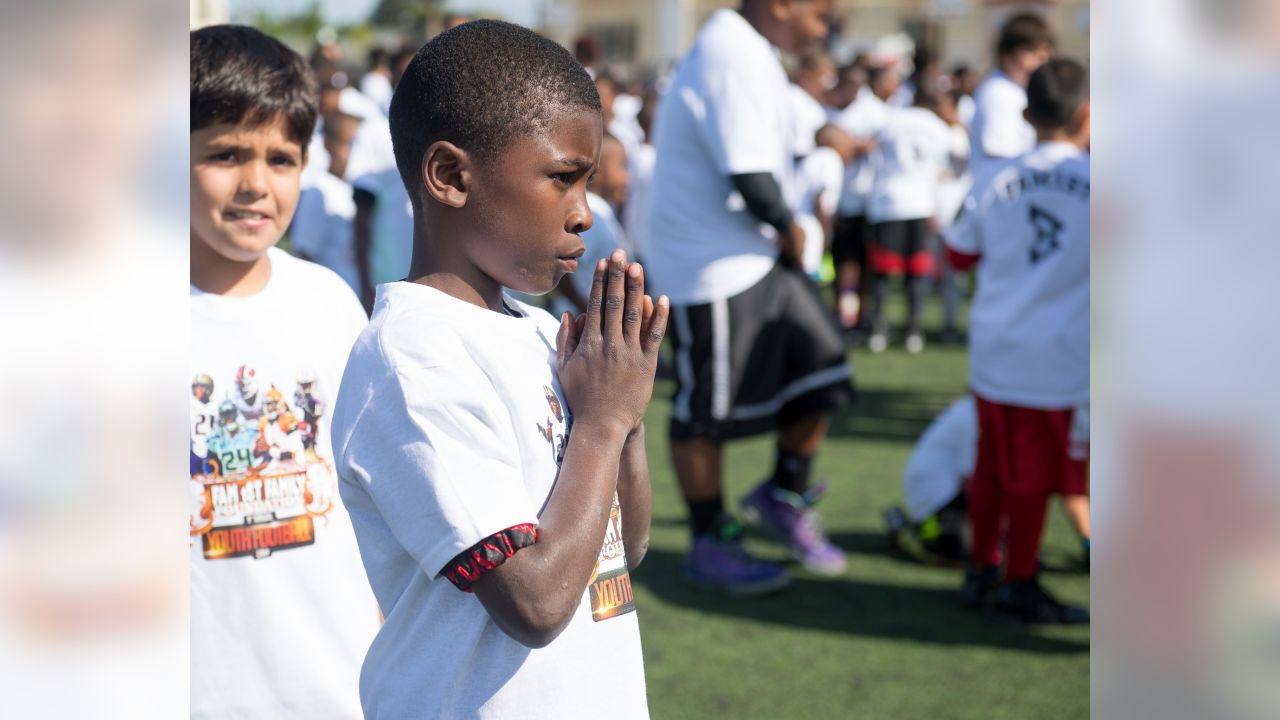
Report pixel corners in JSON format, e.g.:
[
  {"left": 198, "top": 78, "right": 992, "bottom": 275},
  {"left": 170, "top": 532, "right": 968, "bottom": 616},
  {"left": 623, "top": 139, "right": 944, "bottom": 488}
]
[
  {"left": 997, "top": 13, "right": 1054, "bottom": 58},
  {"left": 1025, "top": 58, "right": 1088, "bottom": 129},
  {"left": 389, "top": 20, "right": 601, "bottom": 205},
  {"left": 190, "top": 25, "right": 318, "bottom": 148}
]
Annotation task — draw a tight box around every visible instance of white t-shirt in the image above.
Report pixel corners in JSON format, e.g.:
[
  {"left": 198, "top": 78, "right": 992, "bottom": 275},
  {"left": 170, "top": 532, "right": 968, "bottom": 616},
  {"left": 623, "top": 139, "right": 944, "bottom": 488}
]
[
  {"left": 936, "top": 124, "right": 973, "bottom": 229},
  {"left": 902, "top": 396, "right": 976, "bottom": 522},
  {"left": 331, "top": 283, "right": 648, "bottom": 719},
  {"left": 794, "top": 147, "right": 844, "bottom": 275},
  {"left": 648, "top": 9, "right": 794, "bottom": 305},
  {"left": 968, "top": 71, "right": 1036, "bottom": 174},
  {"left": 189, "top": 248, "right": 378, "bottom": 719},
  {"left": 623, "top": 142, "right": 656, "bottom": 262},
  {"left": 867, "top": 106, "right": 955, "bottom": 223},
  {"left": 945, "top": 141, "right": 1090, "bottom": 409},
  {"left": 292, "top": 170, "right": 360, "bottom": 294},
  {"left": 346, "top": 116, "right": 414, "bottom": 287},
  {"left": 569, "top": 192, "right": 632, "bottom": 301},
  {"left": 789, "top": 84, "right": 828, "bottom": 160},
  {"left": 833, "top": 86, "right": 890, "bottom": 217}
]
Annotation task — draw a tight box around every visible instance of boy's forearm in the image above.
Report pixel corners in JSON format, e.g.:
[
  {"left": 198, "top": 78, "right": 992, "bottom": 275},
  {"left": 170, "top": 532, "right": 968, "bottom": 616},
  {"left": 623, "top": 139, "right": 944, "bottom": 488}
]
[
  {"left": 471, "top": 422, "right": 627, "bottom": 648},
  {"left": 618, "top": 423, "right": 652, "bottom": 570}
]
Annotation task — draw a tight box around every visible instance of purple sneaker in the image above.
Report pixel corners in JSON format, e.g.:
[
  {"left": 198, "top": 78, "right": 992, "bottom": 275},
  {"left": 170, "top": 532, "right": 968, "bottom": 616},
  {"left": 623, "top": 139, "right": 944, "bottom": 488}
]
[
  {"left": 741, "top": 481, "right": 848, "bottom": 575},
  {"left": 683, "top": 535, "right": 790, "bottom": 596}
]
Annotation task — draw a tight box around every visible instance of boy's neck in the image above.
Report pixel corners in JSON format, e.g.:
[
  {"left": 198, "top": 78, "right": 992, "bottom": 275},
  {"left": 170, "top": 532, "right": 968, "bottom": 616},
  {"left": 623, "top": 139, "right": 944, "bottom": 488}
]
[
  {"left": 1036, "top": 129, "right": 1086, "bottom": 150},
  {"left": 190, "top": 234, "right": 273, "bottom": 296},
  {"left": 407, "top": 230, "right": 507, "bottom": 313}
]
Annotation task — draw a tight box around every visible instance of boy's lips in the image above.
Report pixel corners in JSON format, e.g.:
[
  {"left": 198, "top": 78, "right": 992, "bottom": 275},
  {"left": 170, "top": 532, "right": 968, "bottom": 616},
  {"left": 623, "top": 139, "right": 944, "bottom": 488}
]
[
  {"left": 558, "top": 247, "right": 585, "bottom": 272},
  {"left": 225, "top": 208, "right": 272, "bottom": 231}
]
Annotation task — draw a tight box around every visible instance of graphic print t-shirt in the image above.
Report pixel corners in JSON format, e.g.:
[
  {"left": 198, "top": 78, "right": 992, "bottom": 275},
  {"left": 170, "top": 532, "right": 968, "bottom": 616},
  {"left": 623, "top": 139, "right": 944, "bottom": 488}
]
[
  {"left": 332, "top": 282, "right": 648, "bottom": 719},
  {"left": 189, "top": 248, "right": 378, "bottom": 719}
]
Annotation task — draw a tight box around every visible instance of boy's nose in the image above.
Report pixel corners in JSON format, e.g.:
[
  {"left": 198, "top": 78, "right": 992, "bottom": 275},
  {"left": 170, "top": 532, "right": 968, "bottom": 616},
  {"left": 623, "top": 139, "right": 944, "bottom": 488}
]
[
  {"left": 236, "top": 160, "right": 270, "bottom": 197},
  {"left": 566, "top": 193, "right": 593, "bottom": 234}
]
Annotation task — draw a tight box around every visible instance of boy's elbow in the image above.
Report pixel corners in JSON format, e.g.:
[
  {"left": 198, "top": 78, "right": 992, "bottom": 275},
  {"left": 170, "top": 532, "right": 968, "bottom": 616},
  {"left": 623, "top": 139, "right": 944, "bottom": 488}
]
[
  {"left": 501, "top": 602, "right": 576, "bottom": 649},
  {"left": 626, "top": 537, "right": 650, "bottom": 571}
]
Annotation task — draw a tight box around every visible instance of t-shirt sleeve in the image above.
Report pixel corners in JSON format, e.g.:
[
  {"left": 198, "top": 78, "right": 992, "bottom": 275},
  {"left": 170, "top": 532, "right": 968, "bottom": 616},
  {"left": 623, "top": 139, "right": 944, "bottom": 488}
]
[
  {"left": 944, "top": 183, "right": 983, "bottom": 256},
  {"left": 342, "top": 351, "right": 539, "bottom": 581},
  {"left": 701, "top": 63, "right": 787, "bottom": 176}
]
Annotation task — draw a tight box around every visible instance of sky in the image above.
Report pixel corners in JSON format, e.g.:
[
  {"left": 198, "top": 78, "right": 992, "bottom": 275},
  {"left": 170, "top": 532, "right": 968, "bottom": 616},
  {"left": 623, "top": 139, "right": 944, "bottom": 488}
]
[{"left": 228, "top": 0, "right": 542, "bottom": 27}]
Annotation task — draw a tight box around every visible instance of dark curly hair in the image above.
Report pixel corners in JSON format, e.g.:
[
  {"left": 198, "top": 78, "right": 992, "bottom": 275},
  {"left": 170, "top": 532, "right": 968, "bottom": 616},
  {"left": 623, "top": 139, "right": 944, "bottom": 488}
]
[{"left": 389, "top": 20, "right": 601, "bottom": 206}]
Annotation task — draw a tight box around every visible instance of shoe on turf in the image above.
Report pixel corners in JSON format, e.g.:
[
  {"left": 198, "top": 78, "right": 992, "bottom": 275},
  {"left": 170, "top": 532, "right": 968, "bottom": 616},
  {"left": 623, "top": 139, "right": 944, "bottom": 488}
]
[
  {"left": 741, "top": 481, "right": 847, "bottom": 575},
  {"left": 961, "top": 564, "right": 1000, "bottom": 610},
  {"left": 996, "top": 577, "right": 1090, "bottom": 624},
  {"left": 868, "top": 332, "right": 888, "bottom": 353},
  {"left": 683, "top": 533, "right": 791, "bottom": 596},
  {"left": 905, "top": 332, "right": 925, "bottom": 354}
]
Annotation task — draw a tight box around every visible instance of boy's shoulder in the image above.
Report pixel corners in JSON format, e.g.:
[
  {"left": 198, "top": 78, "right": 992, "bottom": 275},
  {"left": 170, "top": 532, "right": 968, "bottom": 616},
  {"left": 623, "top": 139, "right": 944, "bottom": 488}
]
[{"left": 357, "top": 284, "right": 559, "bottom": 375}]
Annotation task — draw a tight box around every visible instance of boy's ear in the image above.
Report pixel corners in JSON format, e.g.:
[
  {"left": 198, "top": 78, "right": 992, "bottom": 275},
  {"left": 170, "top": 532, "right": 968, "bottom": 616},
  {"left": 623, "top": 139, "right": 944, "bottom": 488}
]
[
  {"left": 421, "top": 141, "right": 471, "bottom": 208},
  {"left": 1072, "top": 101, "right": 1091, "bottom": 141}
]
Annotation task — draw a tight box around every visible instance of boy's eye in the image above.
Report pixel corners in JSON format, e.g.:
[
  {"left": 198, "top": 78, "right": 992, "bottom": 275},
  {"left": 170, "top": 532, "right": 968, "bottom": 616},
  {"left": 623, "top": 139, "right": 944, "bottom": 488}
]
[
  {"left": 270, "top": 154, "right": 298, "bottom": 167},
  {"left": 208, "top": 151, "right": 237, "bottom": 163},
  {"left": 551, "top": 172, "right": 576, "bottom": 185}
]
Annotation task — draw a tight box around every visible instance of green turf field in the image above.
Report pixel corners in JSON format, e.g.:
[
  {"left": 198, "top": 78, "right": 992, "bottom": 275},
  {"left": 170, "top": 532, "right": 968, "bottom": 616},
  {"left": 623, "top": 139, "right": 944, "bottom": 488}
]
[{"left": 632, "top": 301, "right": 1090, "bottom": 719}]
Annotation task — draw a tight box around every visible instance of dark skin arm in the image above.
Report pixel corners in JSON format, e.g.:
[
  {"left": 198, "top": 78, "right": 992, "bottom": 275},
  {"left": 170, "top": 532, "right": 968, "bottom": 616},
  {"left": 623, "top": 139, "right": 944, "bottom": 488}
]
[
  {"left": 353, "top": 188, "right": 376, "bottom": 313},
  {"left": 618, "top": 422, "right": 652, "bottom": 571},
  {"left": 470, "top": 251, "right": 667, "bottom": 648}
]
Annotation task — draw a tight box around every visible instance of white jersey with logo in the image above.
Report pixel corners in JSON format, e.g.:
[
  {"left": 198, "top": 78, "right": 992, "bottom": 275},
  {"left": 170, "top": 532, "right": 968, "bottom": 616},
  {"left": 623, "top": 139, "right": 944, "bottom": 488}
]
[
  {"left": 189, "top": 248, "right": 379, "bottom": 719},
  {"left": 833, "top": 86, "right": 890, "bottom": 217},
  {"left": 968, "top": 71, "right": 1036, "bottom": 175},
  {"left": 945, "top": 142, "right": 1090, "bottom": 408},
  {"left": 867, "top": 106, "right": 956, "bottom": 223},
  {"left": 648, "top": 8, "right": 795, "bottom": 305},
  {"left": 332, "top": 282, "right": 648, "bottom": 719}
]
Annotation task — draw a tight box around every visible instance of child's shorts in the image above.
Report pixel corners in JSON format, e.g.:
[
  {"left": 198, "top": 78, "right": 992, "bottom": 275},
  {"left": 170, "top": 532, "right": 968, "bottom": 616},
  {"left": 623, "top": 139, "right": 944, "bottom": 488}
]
[
  {"left": 667, "top": 264, "right": 854, "bottom": 441},
  {"left": 973, "top": 395, "right": 1090, "bottom": 497},
  {"left": 868, "top": 218, "right": 936, "bottom": 276},
  {"left": 832, "top": 214, "right": 869, "bottom": 269}
]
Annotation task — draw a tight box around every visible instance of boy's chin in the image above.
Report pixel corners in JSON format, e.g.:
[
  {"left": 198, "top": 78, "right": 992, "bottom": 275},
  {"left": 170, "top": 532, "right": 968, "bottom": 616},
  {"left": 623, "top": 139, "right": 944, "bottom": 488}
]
[{"left": 194, "top": 232, "right": 275, "bottom": 265}]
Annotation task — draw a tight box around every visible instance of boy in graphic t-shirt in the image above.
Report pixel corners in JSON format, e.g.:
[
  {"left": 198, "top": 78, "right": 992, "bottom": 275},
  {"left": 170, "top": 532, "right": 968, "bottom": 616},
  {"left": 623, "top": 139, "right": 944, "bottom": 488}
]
[
  {"left": 189, "top": 26, "right": 379, "bottom": 718},
  {"left": 331, "top": 21, "right": 666, "bottom": 719},
  {"left": 945, "top": 58, "right": 1090, "bottom": 624}
]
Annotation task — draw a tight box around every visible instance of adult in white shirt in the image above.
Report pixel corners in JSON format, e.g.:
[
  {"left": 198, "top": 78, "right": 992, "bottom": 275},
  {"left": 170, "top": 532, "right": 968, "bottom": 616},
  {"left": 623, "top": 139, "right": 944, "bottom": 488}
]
[
  {"left": 945, "top": 58, "right": 1090, "bottom": 624},
  {"left": 968, "top": 13, "right": 1054, "bottom": 175},
  {"left": 649, "top": 0, "right": 853, "bottom": 594}
]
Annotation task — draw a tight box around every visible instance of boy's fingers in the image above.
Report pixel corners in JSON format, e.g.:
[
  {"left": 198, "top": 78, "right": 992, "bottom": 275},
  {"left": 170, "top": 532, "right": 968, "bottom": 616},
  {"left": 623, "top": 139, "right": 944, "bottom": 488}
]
[
  {"left": 555, "top": 311, "right": 570, "bottom": 369},
  {"left": 644, "top": 295, "right": 670, "bottom": 356},
  {"left": 623, "top": 262, "right": 644, "bottom": 342},
  {"left": 603, "top": 249, "right": 627, "bottom": 339},
  {"left": 562, "top": 311, "right": 581, "bottom": 361},
  {"left": 584, "top": 258, "right": 607, "bottom": 341},
  {"left": 641, "top": 294, "right": 655, "bottom": 333}
]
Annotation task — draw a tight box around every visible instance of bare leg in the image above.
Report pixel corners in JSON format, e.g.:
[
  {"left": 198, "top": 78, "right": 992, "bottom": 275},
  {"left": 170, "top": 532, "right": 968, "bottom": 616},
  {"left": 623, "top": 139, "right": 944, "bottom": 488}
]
[
  {"left": 1062, "top": 493, "right": 1091, "bottom": 540},
  {"left": 671, "top": 437, "right": 723, "bottom": 503},
  {"left": 777, "top": 411, "right": 830, "bottom": 457}
]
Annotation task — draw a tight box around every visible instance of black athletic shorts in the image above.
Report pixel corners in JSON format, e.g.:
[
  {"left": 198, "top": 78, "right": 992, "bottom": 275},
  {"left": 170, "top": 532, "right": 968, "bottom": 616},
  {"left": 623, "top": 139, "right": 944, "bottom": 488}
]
[
  {"left": 868, "top": 218, "right": 937, "bottom": 276},
  {"left": 667, "top": 264, "right": 855, "bottom": 441},
  {"left": 832, "top": 214, "right": 869, "bottom": 268}
]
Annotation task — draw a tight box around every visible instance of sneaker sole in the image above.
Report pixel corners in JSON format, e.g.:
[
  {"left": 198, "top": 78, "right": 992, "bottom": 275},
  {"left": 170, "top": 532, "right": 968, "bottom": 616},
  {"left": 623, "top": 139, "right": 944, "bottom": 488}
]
[
  {"left": 741, "top": 500, "right": 848, "bottom": 576},
  {"left": 682, "top": 568, "right": 792, "bottom": 597}
]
